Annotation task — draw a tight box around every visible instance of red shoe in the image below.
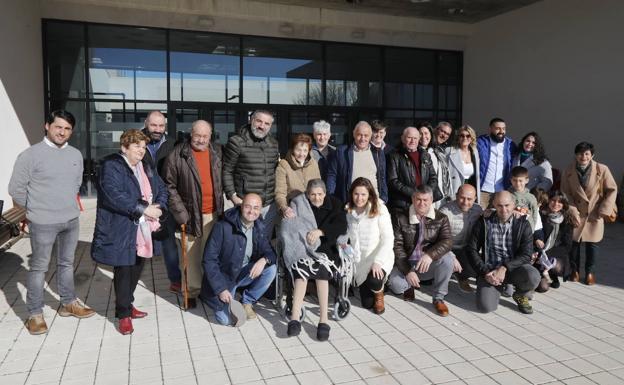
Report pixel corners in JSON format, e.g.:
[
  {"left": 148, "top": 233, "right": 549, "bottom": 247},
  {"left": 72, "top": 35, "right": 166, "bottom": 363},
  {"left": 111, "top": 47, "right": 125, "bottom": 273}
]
[
  {"left": 118, "top": 317, "right": 134, "bottom": 335},
  {"left": 131, "top": 306, "right": 148, "bottom": 319},
  {"left": 169, "top": 282, "right": 182, "bottom": 294}
]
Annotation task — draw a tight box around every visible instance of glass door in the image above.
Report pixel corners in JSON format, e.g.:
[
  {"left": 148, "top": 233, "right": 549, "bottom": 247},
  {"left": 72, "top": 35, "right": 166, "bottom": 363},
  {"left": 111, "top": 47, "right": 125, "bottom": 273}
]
[{"left": 168, "top": 102, "right": 240, "bottom": 146}]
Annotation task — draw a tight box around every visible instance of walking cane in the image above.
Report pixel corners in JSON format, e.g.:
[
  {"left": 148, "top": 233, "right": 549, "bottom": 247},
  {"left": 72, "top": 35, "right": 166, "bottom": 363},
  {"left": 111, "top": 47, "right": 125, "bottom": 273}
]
[{"left": 180, "top": 224, "right": 189, "bottom": 310}]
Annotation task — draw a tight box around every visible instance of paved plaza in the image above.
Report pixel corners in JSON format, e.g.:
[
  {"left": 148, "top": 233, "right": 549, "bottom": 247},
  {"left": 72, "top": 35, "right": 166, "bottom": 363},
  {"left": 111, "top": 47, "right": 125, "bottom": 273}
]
[{"left": 1, "top": 199, "right": 624, "bottom": 385}]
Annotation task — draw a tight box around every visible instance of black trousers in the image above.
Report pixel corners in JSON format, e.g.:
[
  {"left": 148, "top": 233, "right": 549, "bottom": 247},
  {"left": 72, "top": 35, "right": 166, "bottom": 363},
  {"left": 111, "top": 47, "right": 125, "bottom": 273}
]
[
  {"left": 113, "top": 257, "right": 146, "bottom": 319},
  {"left": 570, "top": 241, "right": 598, "bottom": 274},
  {"left": 358, "top": 270, "right": 387, "bottom": 309},
  {"left": 454, "top": 249, "right": 476, "bottom": 280}
]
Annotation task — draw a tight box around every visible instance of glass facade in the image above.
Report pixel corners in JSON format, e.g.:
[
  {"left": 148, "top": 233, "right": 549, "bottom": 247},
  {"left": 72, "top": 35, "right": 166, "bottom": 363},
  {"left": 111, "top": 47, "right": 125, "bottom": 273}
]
[{"left": 43, "top": 19, "right": 462, "bottom": 195}]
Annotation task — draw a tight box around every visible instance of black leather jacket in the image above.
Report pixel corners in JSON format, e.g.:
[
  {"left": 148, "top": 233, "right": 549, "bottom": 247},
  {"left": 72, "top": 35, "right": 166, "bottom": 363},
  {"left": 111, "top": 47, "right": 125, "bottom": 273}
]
[
  {"left": 467, "top": 215, "right": 533, "bottom": 276},
  {"left": 387, "top": 146, "right": 441, "bottom": 210}
]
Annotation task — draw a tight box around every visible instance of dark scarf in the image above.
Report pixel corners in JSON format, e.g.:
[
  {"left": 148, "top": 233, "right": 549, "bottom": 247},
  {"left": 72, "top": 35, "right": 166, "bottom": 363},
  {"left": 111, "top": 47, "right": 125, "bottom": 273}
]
[
  {"left": 519, "top": 151, "right": 532, "bottom": 165},
  {"left": 576, "top": 163, "right": 592, "bottom": 188}
]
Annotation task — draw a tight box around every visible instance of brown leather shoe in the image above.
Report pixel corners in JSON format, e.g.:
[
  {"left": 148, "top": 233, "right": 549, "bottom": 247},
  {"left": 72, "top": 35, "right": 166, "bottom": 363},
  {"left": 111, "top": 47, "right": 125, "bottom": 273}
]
[
  {"left": 569, "top": 271, "right": 580, "bottom": 282},
  {"left": 25, "top": 314, "right": 48, "bottom": 335},
  {"left": 58, "top": 300, "right": 96, "bottom": 319},
  {"left": 585, "top": 273, "right": 596, "bottom": 285},
  {"left": 403, "top": 287, "right": 415, "bottom": 301},
  {"left": 373, "top": 291, "right": 385, "bottom": 315},
  {"left": 433, "top": 300, "right": 449, "bottom": 317}
]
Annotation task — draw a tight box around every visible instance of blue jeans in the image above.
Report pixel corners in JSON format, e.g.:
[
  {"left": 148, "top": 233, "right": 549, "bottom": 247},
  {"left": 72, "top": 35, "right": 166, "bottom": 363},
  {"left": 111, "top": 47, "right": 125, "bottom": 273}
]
[
  {"left": 159, "top": 215, "right": 181, "bottom": 284},
  {"left": 202, "top": 263, "right": 277, "bottom": 325},
  {"left": 27, "top": 218, "right": 80, "bottom": 316}
]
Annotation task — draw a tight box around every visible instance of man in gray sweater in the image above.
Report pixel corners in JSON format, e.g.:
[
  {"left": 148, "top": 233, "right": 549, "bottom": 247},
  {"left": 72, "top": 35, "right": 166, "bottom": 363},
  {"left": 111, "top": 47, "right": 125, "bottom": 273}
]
[
  {"left": 439, "top": 184, "right": 483, "bottom": 293},
  {"left": 9, "top": 110, "right": 95, "bottom": 335}
]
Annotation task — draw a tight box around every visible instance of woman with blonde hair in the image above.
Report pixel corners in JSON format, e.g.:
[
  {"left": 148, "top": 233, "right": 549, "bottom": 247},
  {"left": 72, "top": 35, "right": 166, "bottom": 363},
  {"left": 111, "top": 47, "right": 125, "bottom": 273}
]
[{"left": 446, "top": 125, "right": 481, "bottom": 202}]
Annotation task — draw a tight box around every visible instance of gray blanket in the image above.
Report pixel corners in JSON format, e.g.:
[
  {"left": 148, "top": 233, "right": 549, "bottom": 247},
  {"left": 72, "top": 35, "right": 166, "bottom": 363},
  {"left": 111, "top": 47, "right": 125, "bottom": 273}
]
[{"left": 279, "top": 193, "right": 337, "bottom": 280}]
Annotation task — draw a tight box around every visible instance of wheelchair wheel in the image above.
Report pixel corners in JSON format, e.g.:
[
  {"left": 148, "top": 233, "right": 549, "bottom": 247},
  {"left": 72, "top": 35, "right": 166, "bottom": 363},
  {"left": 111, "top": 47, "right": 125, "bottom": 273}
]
[
  {"left": 332, "top": 299, "right": 351, "bottom": 320},
  {"left": 283, "top": 300, "right": 306, "bottom": 321}
]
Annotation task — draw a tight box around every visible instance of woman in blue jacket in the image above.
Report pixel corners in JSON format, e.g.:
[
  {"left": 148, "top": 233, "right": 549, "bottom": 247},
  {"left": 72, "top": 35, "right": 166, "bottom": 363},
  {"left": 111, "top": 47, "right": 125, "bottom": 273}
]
[{"left": 91, "top": 129, "right": 168, "bottom": 335}]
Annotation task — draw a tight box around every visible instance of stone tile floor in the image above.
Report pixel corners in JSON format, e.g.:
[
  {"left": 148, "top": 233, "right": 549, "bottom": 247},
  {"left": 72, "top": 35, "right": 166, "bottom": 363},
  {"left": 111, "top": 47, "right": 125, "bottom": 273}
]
[{"left": 1, "top": 199, "right": 624, "bottom": 384}]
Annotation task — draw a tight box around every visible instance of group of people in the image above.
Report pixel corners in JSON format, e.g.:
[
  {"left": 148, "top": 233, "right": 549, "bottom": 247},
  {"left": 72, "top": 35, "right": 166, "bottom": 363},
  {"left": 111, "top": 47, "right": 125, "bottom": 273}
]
[{"left": 9, "top": 109, "right": 618, "bottom": 341}]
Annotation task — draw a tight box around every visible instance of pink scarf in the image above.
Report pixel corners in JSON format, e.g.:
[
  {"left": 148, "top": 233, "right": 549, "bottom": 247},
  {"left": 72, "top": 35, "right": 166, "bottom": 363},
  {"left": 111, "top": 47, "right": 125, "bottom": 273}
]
[{"left": 135, "top": 162, "right": 160, "bottom": 258}]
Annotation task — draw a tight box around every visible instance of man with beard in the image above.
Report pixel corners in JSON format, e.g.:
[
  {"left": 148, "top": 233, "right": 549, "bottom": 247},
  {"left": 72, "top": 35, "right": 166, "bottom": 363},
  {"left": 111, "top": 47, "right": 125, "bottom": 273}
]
[
  {"left": 223, "top": 110, "right": 280, "bottom": 238},
  {"left": 142, "top": 111, "right": 181, "bottom": 294},
  {"left": 9, "top": 110, "right": 95, "bottom": 334},
  {"left": 476, "top": 118, "right": 517, "bottom": 208}
]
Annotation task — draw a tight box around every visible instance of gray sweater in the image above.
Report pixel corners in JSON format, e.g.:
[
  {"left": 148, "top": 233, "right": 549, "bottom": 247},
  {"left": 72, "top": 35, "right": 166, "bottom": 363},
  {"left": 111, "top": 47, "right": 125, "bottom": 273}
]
[
  {"left": 439, "top": 200, "right": 483, "bottom": 249},
  {"left": 8, "top": 140, "right": 83, "bottom": 224}
]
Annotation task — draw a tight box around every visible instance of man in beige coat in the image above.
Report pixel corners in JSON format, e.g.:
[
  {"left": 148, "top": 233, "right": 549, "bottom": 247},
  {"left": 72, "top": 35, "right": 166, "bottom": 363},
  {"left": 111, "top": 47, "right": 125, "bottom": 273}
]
[{"left": 560, "top": 142, "right": 617, "bottom": 285}]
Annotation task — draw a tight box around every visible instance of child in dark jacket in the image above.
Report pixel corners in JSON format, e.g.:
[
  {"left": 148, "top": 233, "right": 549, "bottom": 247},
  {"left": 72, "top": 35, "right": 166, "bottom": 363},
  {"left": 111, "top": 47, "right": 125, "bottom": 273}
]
[{"left": 533, "top": 190, "right": 574, "bottom": 292}]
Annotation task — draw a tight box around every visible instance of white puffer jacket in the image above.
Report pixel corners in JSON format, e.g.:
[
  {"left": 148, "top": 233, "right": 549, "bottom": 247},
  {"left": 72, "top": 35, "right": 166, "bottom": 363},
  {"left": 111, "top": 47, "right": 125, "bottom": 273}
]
[{"left": 345, "top": 200, "right": 395, "bottom": 286}]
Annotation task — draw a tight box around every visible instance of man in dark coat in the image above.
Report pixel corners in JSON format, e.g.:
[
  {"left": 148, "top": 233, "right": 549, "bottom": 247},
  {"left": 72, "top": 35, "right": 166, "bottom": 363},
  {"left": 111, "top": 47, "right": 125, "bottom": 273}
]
[
  {"left": 200, "top": 193, "right": 277, "bottom": 325},
  {"left": 162, "top": 120, "right": 223, "bottom": 308},
  {"left": 223, "top": 110, "right": 280, "bottom": 238},
  {"left": 326, "top": 121, "right": 388, "bottom": 203},
  {"left": 141, "top": 110, "right": 181, "bottom": 293},
  {"left": 388, "top": 185, "right": 455, "bottom": 317},
  {"left": 467, "top": 191, "right": 540, "bottom": 314},
  {"left": 387, "top": 126, "right": 441, "bottom": 212}
]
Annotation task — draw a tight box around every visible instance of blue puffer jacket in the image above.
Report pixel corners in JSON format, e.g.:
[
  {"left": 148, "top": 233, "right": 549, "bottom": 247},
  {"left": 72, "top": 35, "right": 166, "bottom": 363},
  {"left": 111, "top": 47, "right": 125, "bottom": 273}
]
[
  {"left": 200, "top": 207, "right": 277, "bottom": 299},
  {"left": 91, "top": 153, "right": 168, "bottom": 267},
  {"left": 476, "top": 135, "right": 516, "bottom": 190},
  {"left": 326, "top": 144, "right": 388, "bottom": 203}
]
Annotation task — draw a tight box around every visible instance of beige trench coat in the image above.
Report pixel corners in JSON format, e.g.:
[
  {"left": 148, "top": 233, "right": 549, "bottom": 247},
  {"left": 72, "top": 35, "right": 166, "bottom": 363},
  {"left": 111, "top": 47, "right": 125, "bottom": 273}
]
[
  {"left": 275, "top": 154, "right": 321, "bottom": 213},
  {"left": 560, "top": 160, "right": 617, "bottom": 242}
]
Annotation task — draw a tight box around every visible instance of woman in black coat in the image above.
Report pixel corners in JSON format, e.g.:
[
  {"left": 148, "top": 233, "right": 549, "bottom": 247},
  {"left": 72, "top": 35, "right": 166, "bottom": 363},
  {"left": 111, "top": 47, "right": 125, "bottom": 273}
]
[
  {"left": 281, "top": 179, "right": 347, "bottom": 341},
  {"left": 533, "top": 190, "right": 574, "bottom": 291},
  {"left": 91, "top": 129, "right": 168, "bottom": 335}
]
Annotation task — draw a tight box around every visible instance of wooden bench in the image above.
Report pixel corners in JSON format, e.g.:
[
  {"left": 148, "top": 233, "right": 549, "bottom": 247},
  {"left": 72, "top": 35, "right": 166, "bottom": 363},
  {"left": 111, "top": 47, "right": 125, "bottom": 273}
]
[{"left": 0, "top": 206, "right": 27, "bottom": 250}]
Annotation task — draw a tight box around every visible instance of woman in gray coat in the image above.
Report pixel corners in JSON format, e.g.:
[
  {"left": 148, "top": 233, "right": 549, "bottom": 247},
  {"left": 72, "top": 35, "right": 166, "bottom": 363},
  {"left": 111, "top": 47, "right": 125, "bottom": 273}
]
[
  {"left": 512, "top": 132, "right": 553, "bottom": 191},
  {"left": 446, "top": 125, "right": 481, "bottom": 203}
]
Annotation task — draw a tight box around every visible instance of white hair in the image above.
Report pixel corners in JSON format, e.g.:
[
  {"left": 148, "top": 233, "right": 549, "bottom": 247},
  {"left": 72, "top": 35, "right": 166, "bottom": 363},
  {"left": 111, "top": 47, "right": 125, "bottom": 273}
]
[{"left": 313, "top": 120, "right": 331, "bottom": 134}]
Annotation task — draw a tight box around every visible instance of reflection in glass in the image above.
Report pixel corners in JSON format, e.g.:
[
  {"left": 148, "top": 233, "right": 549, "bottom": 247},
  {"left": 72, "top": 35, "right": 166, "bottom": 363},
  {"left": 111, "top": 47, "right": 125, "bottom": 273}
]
[
  {"left": 243, "top": 37, "right": 322, "bottom": 105},
  {"left": 326, "top": 44, "right": 381, "bottom": 107},
  {"left": 170, "top": 32, "right": 240, "bottom": 103},
  {"left": 384, "top": 110, "right": 413, "bottom": 148},
  {"left": 385, "top": 83, "right": 414, "bottom": 109},
  {"left": 88, "top": 25, "right": 166, "bottom": 100},
  {"left": 46, "top": 22, "right": 85, "bottom": 99},
  {"left": 327, "top": 112, "right": 349, "bottom": 146}
]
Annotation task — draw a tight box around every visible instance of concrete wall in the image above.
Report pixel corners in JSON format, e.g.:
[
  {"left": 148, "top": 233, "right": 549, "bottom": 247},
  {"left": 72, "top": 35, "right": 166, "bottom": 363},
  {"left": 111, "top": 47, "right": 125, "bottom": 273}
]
[
  {"left": 0, "top": 1, "right": 44, "bottom": 210},
  {"left": 464, "top": 0, "right": 624, "bottom": 183},
  {"left": 41, "top": 0, "right": 472, "bottom": 51}
]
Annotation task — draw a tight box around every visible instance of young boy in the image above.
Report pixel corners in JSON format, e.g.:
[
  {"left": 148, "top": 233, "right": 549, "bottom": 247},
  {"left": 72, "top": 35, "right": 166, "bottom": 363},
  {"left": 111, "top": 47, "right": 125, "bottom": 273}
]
[{"left": 509, "top": 166, "right": 541, "bottom": 231}]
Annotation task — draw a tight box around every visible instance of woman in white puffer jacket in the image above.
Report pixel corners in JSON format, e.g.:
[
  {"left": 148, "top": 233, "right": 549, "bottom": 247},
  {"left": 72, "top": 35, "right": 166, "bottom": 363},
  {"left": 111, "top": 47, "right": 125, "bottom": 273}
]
[{"left": 344, "top": 177, "right": 395, "bottom": 314}]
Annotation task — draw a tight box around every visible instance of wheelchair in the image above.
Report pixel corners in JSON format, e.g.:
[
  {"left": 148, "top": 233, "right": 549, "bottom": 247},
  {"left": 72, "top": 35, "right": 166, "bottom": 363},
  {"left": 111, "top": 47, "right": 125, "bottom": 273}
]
[{"left": 273, "top": 244, "right": 355, "bottom": 321}]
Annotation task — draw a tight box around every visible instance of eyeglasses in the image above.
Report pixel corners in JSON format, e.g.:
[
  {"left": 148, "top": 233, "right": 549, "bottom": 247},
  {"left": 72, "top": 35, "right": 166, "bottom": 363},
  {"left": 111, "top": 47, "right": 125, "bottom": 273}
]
[{"left": 458, "top": 134, "right": 471, "bottom": 138}]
